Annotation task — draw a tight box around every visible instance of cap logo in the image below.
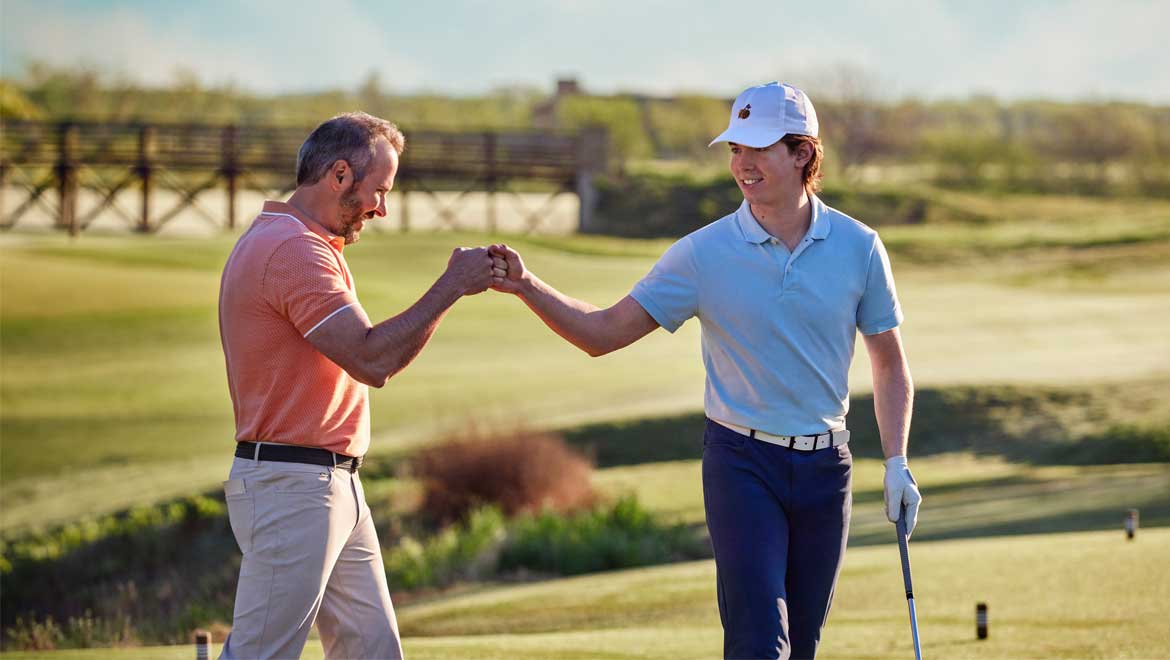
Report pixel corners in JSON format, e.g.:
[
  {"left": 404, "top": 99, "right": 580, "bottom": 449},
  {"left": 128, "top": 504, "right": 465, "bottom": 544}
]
[{"left": 738, "top": 104, "right": 751, "bottom": 120}]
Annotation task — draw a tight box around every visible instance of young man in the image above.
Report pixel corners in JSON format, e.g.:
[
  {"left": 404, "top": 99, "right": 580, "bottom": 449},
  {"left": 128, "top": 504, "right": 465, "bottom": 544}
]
[
  {"left": 490, "top": 82, "right": 921, "bottom": 659},
  {"left": 218, "top": 112, "right": 505, "bottom": 659}
]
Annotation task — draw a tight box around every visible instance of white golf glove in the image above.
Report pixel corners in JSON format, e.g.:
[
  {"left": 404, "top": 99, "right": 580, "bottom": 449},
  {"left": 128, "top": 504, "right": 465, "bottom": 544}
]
[{"left": 884, "top": 456, "right": 922, "bottom": 537}]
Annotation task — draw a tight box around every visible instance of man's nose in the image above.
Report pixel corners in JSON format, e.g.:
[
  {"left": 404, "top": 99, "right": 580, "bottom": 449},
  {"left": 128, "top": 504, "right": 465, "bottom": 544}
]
[{"left": 375, "top": 198, "right": 387, "bottom": 218}]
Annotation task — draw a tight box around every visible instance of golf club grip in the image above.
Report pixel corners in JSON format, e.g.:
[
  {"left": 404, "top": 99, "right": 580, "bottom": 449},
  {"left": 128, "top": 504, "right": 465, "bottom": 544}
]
[
  {"left": 897, "top": 504, "right": 923, "bottom": 658},
  {"left": 896, "top": 507, "right": 914, "bottom": 598}
]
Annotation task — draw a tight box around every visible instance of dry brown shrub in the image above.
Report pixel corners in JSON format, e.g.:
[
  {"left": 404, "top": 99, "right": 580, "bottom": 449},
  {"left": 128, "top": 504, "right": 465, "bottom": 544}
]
[{"left": 411, "top": 429, "right": 597, "bottom": 525}]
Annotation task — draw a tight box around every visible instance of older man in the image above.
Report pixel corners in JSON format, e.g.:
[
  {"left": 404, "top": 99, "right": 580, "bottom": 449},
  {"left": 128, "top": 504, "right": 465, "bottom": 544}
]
[
  {"left": 490, "top": 82, "right": 921, "bottom": 659},
  {"left": 218, "top": 112, "right": 503, "bottom": 659}
]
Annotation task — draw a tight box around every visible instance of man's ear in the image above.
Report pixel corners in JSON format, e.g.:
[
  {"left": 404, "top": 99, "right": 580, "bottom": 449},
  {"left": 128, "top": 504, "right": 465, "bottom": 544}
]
[
  {"left": 329, "top": 160, "right": 351, "bottom": 191},
  {"left": 795, "top": 142, "right": 813, "bottom": 168}
]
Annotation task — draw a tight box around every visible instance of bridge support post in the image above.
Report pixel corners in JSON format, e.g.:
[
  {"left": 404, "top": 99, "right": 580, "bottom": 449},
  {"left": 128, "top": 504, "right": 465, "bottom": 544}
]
[
  {"left": 575, "top": 126, "right": 608, "bottom": 234},
  {"left": 56, "top": 123, "right": 80, "bottom": 236}
]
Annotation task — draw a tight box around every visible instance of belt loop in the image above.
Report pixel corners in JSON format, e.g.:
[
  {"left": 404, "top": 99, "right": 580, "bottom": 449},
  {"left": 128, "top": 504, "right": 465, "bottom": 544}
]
[
  {"left": 253, "top": 442, "right": 261, "bottom": 462},
  {"left": 332, "top": 452, "right": 338, "bottom": 468},
  {"left": 750, "top": 429, "right": 757, "bottom": 439}
]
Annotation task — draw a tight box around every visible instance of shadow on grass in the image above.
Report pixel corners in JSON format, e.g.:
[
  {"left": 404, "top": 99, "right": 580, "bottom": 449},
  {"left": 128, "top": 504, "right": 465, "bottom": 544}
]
[
  {"left": 848, "top": 496, "right": 1170, "bottom": 547},
  {"left": 850, "top": 475, "right": 1041, "bottom": 505},
  {"left": 563, "top": 413, "right": 707, "bottom": 468},
  {"left": 563, "top": 383, "right": 1170, "bottom": 468},
  {"left": 848, "top": 458, "right": 1170, "bottom": 547},
  {"left": 846, "top": 386, "right": 1170, "bottom": 465}
]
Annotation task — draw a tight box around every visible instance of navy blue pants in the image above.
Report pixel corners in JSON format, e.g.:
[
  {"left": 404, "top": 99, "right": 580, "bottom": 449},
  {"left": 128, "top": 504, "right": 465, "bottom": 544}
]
[{"left": 702, "top": 419, "right": 852, "bottom": 660}]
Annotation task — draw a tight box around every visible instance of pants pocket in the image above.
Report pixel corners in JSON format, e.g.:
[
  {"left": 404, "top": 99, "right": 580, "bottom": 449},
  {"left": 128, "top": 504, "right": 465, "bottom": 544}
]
[
  {"left": 224, "top": 478, "right": 255, "bottom": 554},
  {"left": 703, "top": 420, "right": 747, "bottom": 451}
]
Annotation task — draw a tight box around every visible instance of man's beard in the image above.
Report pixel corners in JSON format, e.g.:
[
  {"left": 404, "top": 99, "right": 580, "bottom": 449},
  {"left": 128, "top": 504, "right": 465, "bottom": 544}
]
[{"left": 338, "top": 187, "right": 368, "bottom": 245}]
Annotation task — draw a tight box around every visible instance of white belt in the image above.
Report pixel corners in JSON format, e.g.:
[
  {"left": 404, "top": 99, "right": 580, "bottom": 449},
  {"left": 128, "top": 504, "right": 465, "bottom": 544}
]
[{"left": 713, "top": 420, "right": 850, "bottom": 451}]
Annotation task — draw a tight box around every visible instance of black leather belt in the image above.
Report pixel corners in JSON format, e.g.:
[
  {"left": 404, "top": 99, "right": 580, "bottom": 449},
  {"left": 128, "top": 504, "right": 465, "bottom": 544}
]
[{"left": 235, "top": 441, "right": 363, "bottom": 472}]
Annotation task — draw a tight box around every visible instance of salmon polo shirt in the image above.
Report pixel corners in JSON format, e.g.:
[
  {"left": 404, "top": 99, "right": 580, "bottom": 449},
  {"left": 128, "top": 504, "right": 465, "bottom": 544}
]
[{"left": 219, "top": 201, "right": 370, "bottom": 457}]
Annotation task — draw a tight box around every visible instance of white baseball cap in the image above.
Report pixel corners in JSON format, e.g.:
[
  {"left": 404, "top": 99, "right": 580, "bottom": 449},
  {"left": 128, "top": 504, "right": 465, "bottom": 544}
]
[{"left": 709, "top": 81, "right": 819, "bottom": 148}]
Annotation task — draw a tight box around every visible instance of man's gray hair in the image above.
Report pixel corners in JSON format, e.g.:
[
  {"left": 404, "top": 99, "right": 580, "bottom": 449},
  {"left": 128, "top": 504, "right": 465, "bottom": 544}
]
[{"left": 296, "top": 112, "right": 406, "bottom": 186}]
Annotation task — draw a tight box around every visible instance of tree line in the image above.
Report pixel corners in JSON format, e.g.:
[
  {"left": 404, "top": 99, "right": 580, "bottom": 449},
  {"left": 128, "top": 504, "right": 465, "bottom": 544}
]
[{"left": 3, "top": 66, "right": 1168, "bottom": 196}]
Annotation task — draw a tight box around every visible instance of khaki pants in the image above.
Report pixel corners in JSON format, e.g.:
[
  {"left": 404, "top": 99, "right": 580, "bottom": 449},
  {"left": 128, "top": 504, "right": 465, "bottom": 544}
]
[{"left": 220, "top": 456, "right": 403, "bottom": 660}]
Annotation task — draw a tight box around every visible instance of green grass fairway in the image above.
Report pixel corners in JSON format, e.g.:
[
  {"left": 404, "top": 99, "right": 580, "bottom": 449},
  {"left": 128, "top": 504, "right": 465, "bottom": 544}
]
[
  {"left": 3, "top": 195, "right": 1169, "bottom": 533},
  {"left": 12, "top": 528, "right": 1166, "bottom": 659},
  {"left": 583, "top": 454, "right": 1169, "bottom": 658},
  {"left": 0, "top": 231, "right": 700, "bottom": 533},
  {"left": 393, "top": 527, "right": 1170, "bottom": 659},
  {"left": 593, "top": 454, "right": 1170, "bottom": 543}
]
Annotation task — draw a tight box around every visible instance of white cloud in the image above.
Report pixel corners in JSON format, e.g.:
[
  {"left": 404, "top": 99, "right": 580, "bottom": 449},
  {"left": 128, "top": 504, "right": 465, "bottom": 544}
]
[
  {"left": 2, "top": 4, "right": 272, "bottom": 88},
  {"left": 0, "top": 0, "right": 427, "bottom": 93},
  {"left": 234, "top": 0, "right": 429, "bottom": 92},
  {"left": 868, "top": 0, "right": 1170, "bottom": 101},
  {"left": 1, "top": 0, "right": 1166, "bottom": 101},
  {"left": 967, "top": 0, "right": 1170, "bottom": 101}
]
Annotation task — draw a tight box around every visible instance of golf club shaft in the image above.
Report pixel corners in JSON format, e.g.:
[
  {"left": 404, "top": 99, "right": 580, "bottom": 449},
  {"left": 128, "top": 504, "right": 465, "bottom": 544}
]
[
  {"left": 907, "top": 597, "right": 922, "bottom": 660},
  {"left": 897, "top": 508, "right": 923, "bottom": 660}
]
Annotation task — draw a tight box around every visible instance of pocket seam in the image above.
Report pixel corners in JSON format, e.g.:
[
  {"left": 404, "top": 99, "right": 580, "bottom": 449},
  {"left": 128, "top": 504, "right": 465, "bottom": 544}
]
[
  {"left": 225, "top": 492, "right": 255, "bottom": 554},
  {"left": 271, "top": 468, "right": 334, "bottom": 494}
]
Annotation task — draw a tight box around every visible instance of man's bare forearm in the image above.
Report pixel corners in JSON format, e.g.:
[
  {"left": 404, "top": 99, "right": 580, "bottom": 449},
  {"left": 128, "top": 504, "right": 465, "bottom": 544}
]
[
  {"left": 488, "top": 243, "right": 657, "bottom": 357},
  {"left": 872, "top": 357, "right": 913, "bottom": 459},
  {"left": 357, "top": 274, "right": 464, "bottom": 384},
  {"left": 310, "top": 247, "right": 497, "bottom": 387},
  {"left": 513, "top": 273, "right": 617, "bottom": 356}
]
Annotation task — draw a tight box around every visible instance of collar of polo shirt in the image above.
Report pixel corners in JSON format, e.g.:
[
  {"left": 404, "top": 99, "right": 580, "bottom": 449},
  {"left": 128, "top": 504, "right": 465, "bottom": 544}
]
[
  {"left": 735, "top": 196, "right": 833, "bottom": 245},
  {"left": 261, "top": 201, "right": 347, "bottom": 251}
]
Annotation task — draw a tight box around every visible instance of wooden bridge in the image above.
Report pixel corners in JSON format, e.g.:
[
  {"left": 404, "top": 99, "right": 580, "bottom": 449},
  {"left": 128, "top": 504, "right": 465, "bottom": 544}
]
[{"left": 0, "top": 120, "right": 608, "bottom": 235}]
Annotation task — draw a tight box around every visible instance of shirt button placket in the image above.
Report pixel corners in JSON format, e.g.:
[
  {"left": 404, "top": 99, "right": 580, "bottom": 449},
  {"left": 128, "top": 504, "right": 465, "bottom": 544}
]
[
  {"left": 785, "top": 238, "right": 813, "bottom": 291},
  {"left": 770, "top": 240, "right": 787, "bottom": 292}
]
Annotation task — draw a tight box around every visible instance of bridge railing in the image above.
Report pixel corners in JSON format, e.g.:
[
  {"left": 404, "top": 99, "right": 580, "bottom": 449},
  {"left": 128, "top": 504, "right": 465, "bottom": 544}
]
[{"left": 0, "top": 120, "right": 608, "bottom": 234}]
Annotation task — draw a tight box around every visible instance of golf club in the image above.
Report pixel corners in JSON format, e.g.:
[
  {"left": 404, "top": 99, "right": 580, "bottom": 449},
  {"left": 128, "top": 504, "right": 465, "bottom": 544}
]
[{"left": 896, "top": 504, "right": 923, "bottom": 660}]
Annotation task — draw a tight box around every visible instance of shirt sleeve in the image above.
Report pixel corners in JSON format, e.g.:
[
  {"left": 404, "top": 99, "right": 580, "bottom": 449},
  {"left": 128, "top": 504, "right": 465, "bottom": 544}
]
[
  {"left": 856, "top": 234, "right": 904, "bottom": 336},
  {"left": 262, "top": 236, "right": 360, "bottom": 337},
  {"left": 629, "top": 236, "right": 699, "bottom": 333}
]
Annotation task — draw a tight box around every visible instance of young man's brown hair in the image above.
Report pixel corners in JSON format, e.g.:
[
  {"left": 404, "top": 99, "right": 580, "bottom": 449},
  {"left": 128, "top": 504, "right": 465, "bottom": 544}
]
[{"left": 780, "top": 134, "right": 824, "bottom": 194}]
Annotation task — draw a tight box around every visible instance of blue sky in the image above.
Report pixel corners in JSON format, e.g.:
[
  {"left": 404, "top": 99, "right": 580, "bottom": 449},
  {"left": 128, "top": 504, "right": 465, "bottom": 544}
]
[{"left": 2, "top": 0, "right": 1167, "bottom": 102}]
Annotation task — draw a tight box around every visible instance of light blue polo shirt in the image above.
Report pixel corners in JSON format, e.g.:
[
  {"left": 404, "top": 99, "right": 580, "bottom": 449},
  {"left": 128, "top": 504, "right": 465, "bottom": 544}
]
[{"left": 630, "top": 196, "right": 902, "bottom": 436}]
